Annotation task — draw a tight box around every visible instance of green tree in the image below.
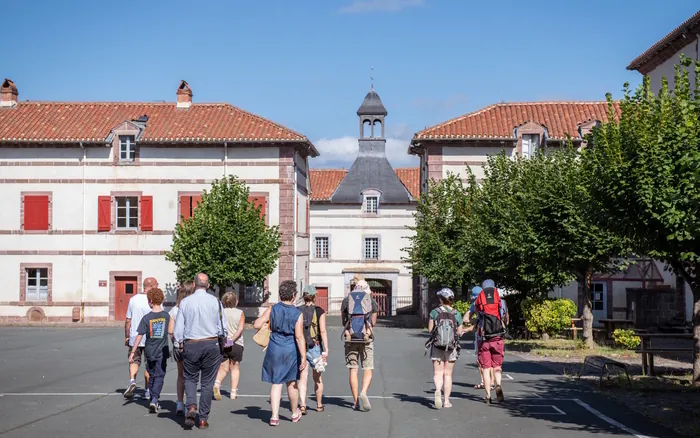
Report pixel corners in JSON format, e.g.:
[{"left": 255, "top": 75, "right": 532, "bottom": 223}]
[
  {"left": 588, "top": 57, "right": 700, "bottom": 383},
  {"left": 165, "top": 176, "right": 281, "bottom": 293}
]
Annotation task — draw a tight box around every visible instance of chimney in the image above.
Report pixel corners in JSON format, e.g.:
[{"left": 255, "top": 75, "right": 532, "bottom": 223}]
[
  {"left": 176, "top": 80, "right": 192, "bottom": 109},
  {"left": 1, "top": 78, "right": 18, "bottom": 108}
]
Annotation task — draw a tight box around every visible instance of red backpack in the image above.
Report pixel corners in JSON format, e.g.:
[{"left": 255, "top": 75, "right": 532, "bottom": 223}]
[{"left": 475, "top": 287, "right": 505, "bottom": 339}]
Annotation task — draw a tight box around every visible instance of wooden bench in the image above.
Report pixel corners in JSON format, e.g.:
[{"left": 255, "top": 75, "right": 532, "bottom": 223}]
[
  {"left": 578, "top": 355, "right": 631, "bottom": 387},
  {"left": 635, "top": 347, "right": 694, "bottom": 376}
]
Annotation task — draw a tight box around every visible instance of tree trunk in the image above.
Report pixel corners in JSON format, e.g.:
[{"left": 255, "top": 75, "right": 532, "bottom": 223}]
[
  {"left": 579, "top": 269, "right": 595, "bottom": 349},
  {"left": 693, "top": 290, "right": 700, "bottom": 386}
]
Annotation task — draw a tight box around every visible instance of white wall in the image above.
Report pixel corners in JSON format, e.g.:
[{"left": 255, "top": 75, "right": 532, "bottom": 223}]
[{"left": 647, "top": 40, "right": 699, "bottom": 94}]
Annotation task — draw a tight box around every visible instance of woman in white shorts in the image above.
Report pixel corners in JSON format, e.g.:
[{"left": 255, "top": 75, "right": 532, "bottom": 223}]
[{"left": 427, "top": 288, "right": 464, "bottom": 409}]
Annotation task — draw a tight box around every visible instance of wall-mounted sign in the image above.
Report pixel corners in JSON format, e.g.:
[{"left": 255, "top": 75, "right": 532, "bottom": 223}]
[{"left": 99, "top": 280, "right": 107, "bottom": 287}]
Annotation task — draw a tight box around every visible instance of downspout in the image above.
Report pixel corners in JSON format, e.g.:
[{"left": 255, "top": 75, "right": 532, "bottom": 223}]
[
  {"left": 223, "top": 142, "right": 228, "bottom": 176},
  {"left": 292, "top": 151, "right": 298, "bottom": 286},
  {"left": 80, "top": 142, "right": 87, "bottom": 323}
]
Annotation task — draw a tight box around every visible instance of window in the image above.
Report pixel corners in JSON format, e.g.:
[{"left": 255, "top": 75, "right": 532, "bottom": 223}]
[
  {"left": 522, "top": 134, "right": 540, "bottom": 159},
  {"left": 119, "top": 135, "right": 136, "bottom": 161},
  {"left": 179, "top": 195, "right": 202, "bottom": 222},
  {"left": 116, "top": 196, "right": 138, "bottom": 229},
  {"left": 243, "top": 281, "right": 264, "bottom": 304},
  {"left": 26, "top": 268, "right": 48, "bottom": 301},
  {"left": 23, "top": 194, "right": 50, "bottom": 231},
  {"left": 590, "top": 283, "right": 605, "bottom": 311},
  {"left": 364, "top": 196, "right": 379, "bottom": 214},
  {"left": 364, "top": 237, "right": 379, "bottom": 260},
  {"left": 315, "top": 237, "right": 329, "bottom": 259}
]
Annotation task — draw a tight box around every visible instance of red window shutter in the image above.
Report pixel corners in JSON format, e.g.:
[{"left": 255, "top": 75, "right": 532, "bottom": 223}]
[
  {"left": 248, "top": 196, "right": 266, "bottom": 220},
  {"left": 141, "top": 196, "right": 153, "bottom": 231},
  {"left": 24, "top": 195, "right": 49, "bottom": 231},
  {"left": 180, "top": 195, "right": 191, "bottom": 222},
  {"left": 192, "top": 195, "right": 202, "bottom": 212},
  {"left": 98, "top": 196, "right": 111, "bottom": 231}
]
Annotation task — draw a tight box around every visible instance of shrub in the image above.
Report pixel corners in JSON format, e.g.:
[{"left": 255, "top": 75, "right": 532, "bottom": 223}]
[
  {"left": 612, "top": 329, "right": 640, "bottom": 349},
  {"left": 452, "top": 300, "right": 470, "bottom": 317},
  {"left": 522, "top": 298, "right": 577, "bottom": 337}
]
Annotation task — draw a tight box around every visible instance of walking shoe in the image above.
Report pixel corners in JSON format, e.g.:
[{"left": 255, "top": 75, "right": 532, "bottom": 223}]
[
  {"left": 123, "top": 381, "right": 137, "bottom": 399},
  {"left": 144, "top": 389, "right": 150, "bottom": 400},
  {"left": 230, "top": 389, "right": 238, "bottom": 400},
  {"left": 149, "top": 399, "right": 159, "bottom": 413},
  {"left": 495, "top": 385, "right": 504, "bottom": 402},
  {"left": 199, "top": 420, "right": 209, "bottom": 430},
  {"left": 434, "top": 389, "right": 443, "bottom": 410},
  {"left": 359, "top": 391, "right": 371, "bottom": 412},
  {"left": 175, "top": 401, "right": 185, "bottom": 416},
  {"left": 213, "top": 385, "right": 222, "bottom": 401},
  {"left": 184, "top": 406, "right": 197, "bottom": 428}
]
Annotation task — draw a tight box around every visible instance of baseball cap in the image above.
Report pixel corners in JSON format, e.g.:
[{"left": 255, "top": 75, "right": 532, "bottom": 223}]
[
  {"left": 482, "top": 279, "right": 495, "bottom": 289},
  {"left": 303, "top": 284, "right": 317, "bottom": 296},
  {"left": 471, "top": 286, "right": 482, "bottom": 300},
  {"left": 437, "top": 287, "right": 454, "bottom": 299}
]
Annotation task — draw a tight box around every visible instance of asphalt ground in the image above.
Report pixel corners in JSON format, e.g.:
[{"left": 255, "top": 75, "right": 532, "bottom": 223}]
[{"left": 0, "top": 327, "right": 682, "bottom": 438}]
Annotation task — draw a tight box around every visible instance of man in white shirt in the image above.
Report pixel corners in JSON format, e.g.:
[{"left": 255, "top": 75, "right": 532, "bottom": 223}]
[{"left": 123, "top": 277, "right": 158, "bottom": 399}]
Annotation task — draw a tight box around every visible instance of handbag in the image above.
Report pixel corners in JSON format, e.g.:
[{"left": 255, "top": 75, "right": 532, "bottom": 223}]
[
  {"left": 253, "top": 323, "right": 271, "bottom": 349},
  {"left": 217, "top": 301, "right": 226, "bottom": 355}
]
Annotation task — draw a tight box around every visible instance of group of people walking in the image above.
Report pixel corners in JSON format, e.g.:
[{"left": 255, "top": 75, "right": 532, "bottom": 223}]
[
  {"left": 122, "top": 273, "right": 507, "bottom": 429},
  {"left": 122, "top": 273, "right": 378, "bottom": 429}
]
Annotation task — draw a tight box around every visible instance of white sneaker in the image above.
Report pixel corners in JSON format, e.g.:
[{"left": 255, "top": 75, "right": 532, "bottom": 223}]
[
  {"left": 123, "top": 381, "right": 137, "bottom": 399},
  {"left": 144, "top": 389, "right": 151, "bottom": 399},
  {"left": 176, "top": 401, "right": 185, "bottom": 416}
]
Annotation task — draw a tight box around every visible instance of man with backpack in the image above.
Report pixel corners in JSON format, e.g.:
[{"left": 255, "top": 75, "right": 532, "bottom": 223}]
[
  {"left": 473, "top": 279, "right": 507, "bottom": 405},
  {"left": 340, "top": 279, "right": 378, "bottom": 412},
  {"left": 426, "top": 288, "right": 464, "bottom": 409}
]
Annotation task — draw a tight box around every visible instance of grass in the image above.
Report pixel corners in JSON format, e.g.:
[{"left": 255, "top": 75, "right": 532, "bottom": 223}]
[{"left": 505, "top": 338, "right": 637, "bottom": 360}]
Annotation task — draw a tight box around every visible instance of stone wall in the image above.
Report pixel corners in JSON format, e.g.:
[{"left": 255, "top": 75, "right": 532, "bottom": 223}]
[{"left": 626, "top": 287, "right": 682, "bottom": 328}]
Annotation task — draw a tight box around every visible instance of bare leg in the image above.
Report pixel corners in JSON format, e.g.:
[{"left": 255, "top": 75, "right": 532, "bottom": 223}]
[
  {"left": 230, "top": 360, "right": 240, "bottom": 397},
  {"left": 433, "top": 360, "right": 445, "bottom": 409},
  {"left": 313, "top": 370, "right": 324, "bottom": 408},
  {"left": 444, "top": 361, "right": 455, "bottom": 407},
  {"left": 270, "top": 384, "right": 283, "bottom": 420},
  {"left": 215, "top": 360, "right": 229, "bottom": 388},
  {"left": 349, "top": 368, "right": 359, "bottom": 407},
  {"left": 298, "top": 364, "right": 309, "bottom": 409},
  {"left": 287, "top": 380, "right": 300, "bottom": 415},
  {"left": 177, "top": 361, "right": 185, "bottom": 402},
  {"left": 483, "top": 367, "right": 493, "bottom": 400},
  {"left": 144, "top": 370, "right": 149, "bottom": 390},
  {"left": 129, "top": 363, "right": 139, "bottom": 380},
  {"left": 360, "top": 369, "right": 373, "bottom": 394},
  {"left": 493, "top": 367, "right": 502, "bottom": 386}
]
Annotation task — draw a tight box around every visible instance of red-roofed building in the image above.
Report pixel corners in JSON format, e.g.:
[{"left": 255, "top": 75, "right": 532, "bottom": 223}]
[{"left": 0, "top": 78, "right": 318, "bottom": 322}]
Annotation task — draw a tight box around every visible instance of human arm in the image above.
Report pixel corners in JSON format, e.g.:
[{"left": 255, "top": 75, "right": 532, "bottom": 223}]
[
  {"left": 168, "top": 310, "right": 176, "bottom": 342},
  {"left": 128, "top": 334, "right": 143, "bottom": 362},
  {"left": 253, "top": 307, "right": 271, "bottom": 330},
  {"left": 427, "top": 318, "right": 434, "bottom": 332},
  {"left": 371, "top": 299, "right": 379, "bottom": 326},
  {"left": 124, "top": 319, "right": 131, "bottom": 346},
  {"left": 174, "top": 304, "right": 185, "bottom": 347},
  {"left": 294, "top": 313, "right": 307, "bottom": 370},
  {"left": 319, "top": 312, "right": 329, "bottom": 358},
  {"left": 232, "top": 311, "right": 245, "bottom": 342},
  {"left": 218, "top": 301, "right": 229, "bottom": 338}
]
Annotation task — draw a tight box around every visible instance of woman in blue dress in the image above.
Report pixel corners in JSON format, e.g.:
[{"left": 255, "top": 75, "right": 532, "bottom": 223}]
[{"left": 254, "top": 280, "right": 307, "bottom": 426}]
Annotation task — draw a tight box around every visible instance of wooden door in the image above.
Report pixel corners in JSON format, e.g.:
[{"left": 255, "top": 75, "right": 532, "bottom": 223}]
[
  {"left": 315, "top": 287, "right": 328, "bottom": 312},
  {"left": 115, "top": 276, "right": 138, "bottom": 321}
]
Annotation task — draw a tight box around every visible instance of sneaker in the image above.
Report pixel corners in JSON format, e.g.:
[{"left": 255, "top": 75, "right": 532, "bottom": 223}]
[
  {"left": 176, "top": 401, "right": 185, "bottom": 416},
  {"left": 359, "top": 391, "right": 371, "bottom": 412},
  {"left": 144, "top": 389, "right": 151, "bottom": 400},
  {"left": 213, "top": 385, "right": 222, "bottom": 401},
  {"left": 123, "top": 381, "right": 137, "bottom": 399},
  {"left": 149, "top": 400, "right": 159, "bottom": 413},
  {"left": 184, "top": 406, "right": 197, "bottom": 428},
  {"left": 229, "top": 389, "right": 238, "bottom": 400},
  {"left": 495, "top": 385, "right": 504, "bottom": 402},
  {"left": 434, "top": 389, "right": 443, "bottom": 410}
]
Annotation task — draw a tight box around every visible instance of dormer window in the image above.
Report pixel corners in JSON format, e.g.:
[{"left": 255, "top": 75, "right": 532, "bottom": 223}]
[
  {"left": 119, "top": 135, "right": 136, "bottom": 161},
  {"left": 364, "top": 195, "right": 379, "bottom": 214},
  {"left": 521, "top": 134, "right": 540, "bottom": 159}
]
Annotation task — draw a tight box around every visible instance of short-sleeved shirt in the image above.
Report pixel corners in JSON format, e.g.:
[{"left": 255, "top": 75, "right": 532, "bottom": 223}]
[
  {"left": 137, "top": 310, "right": 171, "bottom": 361},
  {"left": 430, "top": 306, "right": 463, "bottom": 326},
  {"left": 340, "top": 294, "right": 379, "bottom": 327},
  {"left": 299, "top": 305, "right": 326, "bottom": 348},
  {"left": 169, "top": 305, "right": 180, "bottom": 348},
  {"left": 224, "top": 307, "right": 244, "bottom": 347},
  {"left": 126, "top": 293, "right": 151, "bottom": 347}
]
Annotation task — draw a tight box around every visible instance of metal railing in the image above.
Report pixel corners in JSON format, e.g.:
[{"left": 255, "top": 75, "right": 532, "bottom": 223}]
[{"left": 315, "top": 294, "right": 416, "bottom": 317}]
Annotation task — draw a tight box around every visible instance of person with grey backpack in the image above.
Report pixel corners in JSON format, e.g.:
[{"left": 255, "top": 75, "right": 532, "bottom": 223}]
[{"left": 426, "top": 288, "right": 464, "bottom": 409}]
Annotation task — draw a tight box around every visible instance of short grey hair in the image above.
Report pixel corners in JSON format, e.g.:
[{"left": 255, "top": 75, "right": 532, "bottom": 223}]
[{"left": 195, "top": 272, "right": 209, "bottom": 288}]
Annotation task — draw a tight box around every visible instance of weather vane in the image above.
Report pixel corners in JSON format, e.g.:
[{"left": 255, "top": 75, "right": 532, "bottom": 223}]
[{"left": 371, "top": 66, "right": 374, "bottom": 90}]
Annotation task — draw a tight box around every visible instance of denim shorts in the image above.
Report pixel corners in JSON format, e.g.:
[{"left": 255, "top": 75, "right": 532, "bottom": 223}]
[{"left": 306, "top": 344, "right": 322, "bottom": 365}]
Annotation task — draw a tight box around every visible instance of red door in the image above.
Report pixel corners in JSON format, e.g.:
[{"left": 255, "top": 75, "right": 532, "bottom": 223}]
[
  {"left": 315, "top": 287, "right": 328, "bottom": 312},
  {"left": 115, "top": 276, "right": 138, "bottom": 321}
]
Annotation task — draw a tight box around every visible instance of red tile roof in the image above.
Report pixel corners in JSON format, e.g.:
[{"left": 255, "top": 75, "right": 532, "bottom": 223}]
[
  {"left": 310, "top": 167, "right": 420, "bottom": 201},
  {"left": 412, "top": 101, "right": 620, "bottom": 142},
  {"left": 627, "top": 10, "right": 700, "bottom": 74},
  {"left": 0, "top": 101, "right": 314, "bottom": 148}
]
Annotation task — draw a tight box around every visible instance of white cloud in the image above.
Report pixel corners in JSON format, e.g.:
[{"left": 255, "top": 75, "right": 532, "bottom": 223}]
[
  {"left": 339, "top": 0, "right": 424, "bottom": 14},
  {"left": 312, "top": 136, "right": 418, "bottom": 168}
]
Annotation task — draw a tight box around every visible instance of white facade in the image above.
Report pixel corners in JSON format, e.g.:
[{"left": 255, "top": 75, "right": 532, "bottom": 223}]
[{"left": 646, "top": 40, "right": 699, "bottom": 94}]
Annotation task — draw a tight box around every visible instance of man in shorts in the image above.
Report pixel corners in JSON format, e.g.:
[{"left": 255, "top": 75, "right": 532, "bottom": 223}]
[
  {"left": 123, "top": 277, "right": 158, "bottom": 399},
  {"left": 341, "top": 279, "right": 378, "bottom": 412}
]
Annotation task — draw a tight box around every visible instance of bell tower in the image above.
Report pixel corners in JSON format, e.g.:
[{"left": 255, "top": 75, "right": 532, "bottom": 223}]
[{"left": 357, "top": 85, "right": 387, "bottom": 139}]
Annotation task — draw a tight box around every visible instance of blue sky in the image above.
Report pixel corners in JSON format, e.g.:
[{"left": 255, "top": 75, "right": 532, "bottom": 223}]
[{"left": 4, "top": 0, "right": 699, "bottom": 167}]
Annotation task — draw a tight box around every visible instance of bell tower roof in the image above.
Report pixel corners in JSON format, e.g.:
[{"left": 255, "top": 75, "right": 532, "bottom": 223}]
[{"left": 357, "top": 87, "right": 388, "bottom": 116}]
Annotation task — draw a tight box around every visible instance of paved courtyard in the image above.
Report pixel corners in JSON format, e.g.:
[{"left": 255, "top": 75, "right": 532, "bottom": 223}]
[{"left": 0, "top": 326, "right": 681, "bottom": 438}]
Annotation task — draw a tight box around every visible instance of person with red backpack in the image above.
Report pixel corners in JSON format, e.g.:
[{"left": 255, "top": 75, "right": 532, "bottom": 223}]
[
  {"left": 473, "top": 279, "right": 506, "bottom": 405},
  {"left": 426, "top": 288, "right": 464, "bottom": 409}
]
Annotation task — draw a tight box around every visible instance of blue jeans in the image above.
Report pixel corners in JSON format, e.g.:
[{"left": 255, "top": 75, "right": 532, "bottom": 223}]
[{"left": 146, "top": 358, "right": 167, "bottom": 402}]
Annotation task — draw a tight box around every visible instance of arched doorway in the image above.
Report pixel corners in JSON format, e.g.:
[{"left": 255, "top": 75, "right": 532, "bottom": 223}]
[{"left": 366, "top": 278, "right": 391, "bottom": 316}]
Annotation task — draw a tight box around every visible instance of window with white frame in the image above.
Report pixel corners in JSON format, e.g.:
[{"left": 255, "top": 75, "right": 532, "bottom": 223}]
[
  {"left": 116, "top": 196, "right": 139, "bottom": 229},
  {"left": 521, "top": 134, "right": 540, "bottom": 159},
  {"left": 364, "top": 237, "right": 379, "bottom": 260},
  {"left": 364, "top": 196, "right": 379, "bottom": 214},
  {"left": 243, "top": 281, "right": 264, "bottom": 304},
  {"left": 26, "top": 268, "right": 48, "bottom": 301},
  {"left": 315, "top": 237, "right": 329, "bottom": 259},
  {"left": 119, "top": 135, "right": 136, "bottom": 161}
]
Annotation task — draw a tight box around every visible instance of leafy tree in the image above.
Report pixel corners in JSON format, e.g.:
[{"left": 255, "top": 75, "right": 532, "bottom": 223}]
[
  {"left": 588, "top": 57, "right": 700, "bottom": 383},
  {"left": 166, "top": 176, "right": 281, "bottom": 293},
  {"left": 522, "top": 298, "right": 577, "bottom": 338}
]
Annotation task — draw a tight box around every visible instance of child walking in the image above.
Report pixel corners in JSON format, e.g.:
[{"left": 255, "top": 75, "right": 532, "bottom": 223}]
[{"left": 129, "top": 288, "right": 170, "bottom": 413}]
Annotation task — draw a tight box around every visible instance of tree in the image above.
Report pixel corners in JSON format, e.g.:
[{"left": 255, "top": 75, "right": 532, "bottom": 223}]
[
  {"left": 165, "top": 176, "right": 281, "bottom": 294},
  {"left": 588, "top": 57, "right": 700, "bottom": 382}
]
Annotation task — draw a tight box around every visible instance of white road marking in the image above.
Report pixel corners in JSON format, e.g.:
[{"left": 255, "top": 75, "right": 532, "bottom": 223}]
[
  {"left": 520, "top": 404, "right": 566, "bottom": 415},
  {"left": 0, "top": 392, "right": 400, "bottom": 399},
  {"left": 573, "top": 399, "right": 651, "bottom": 438},
  {"left": 505, "top": 374, "right": 514, "bottom": 380}
]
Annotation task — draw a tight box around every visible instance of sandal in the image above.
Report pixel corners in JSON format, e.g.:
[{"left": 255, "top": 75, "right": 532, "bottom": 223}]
[
  {"left": 230, "top": 389, "right": 238, "bottom": 400},
  {"left": 474, "top": 383, "right": 485, "bottom": 389},
  {"left": 316, "top": 405, "right": 325, "bottom": 412},
  {"left": 269, "top": 418, "right": 279, "bottom": 427},
  {"left": 291, "top": 409, "right": 302, "bottom": 423},
  {"left": 300, "top": 406, "right": 307, "bottom": 415}
]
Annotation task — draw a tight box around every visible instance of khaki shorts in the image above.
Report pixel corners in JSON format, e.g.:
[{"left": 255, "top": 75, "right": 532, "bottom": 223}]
[
  {"left": 345, "top": 341, "right": 374, "bottom": 370},
  {"left": 128, "top": 346, "right": 144, "bottom": 366}
]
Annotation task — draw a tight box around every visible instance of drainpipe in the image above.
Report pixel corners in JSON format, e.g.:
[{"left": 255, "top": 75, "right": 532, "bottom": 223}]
[
  {"left": 292, "top": 152, "right": 298, "bottom": 287},
  {"left": 223, "top": 142, "right": 228, "bottom": 177},
  {"left": 80, "top": 142, "right": 87, "bottom": 323}
]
